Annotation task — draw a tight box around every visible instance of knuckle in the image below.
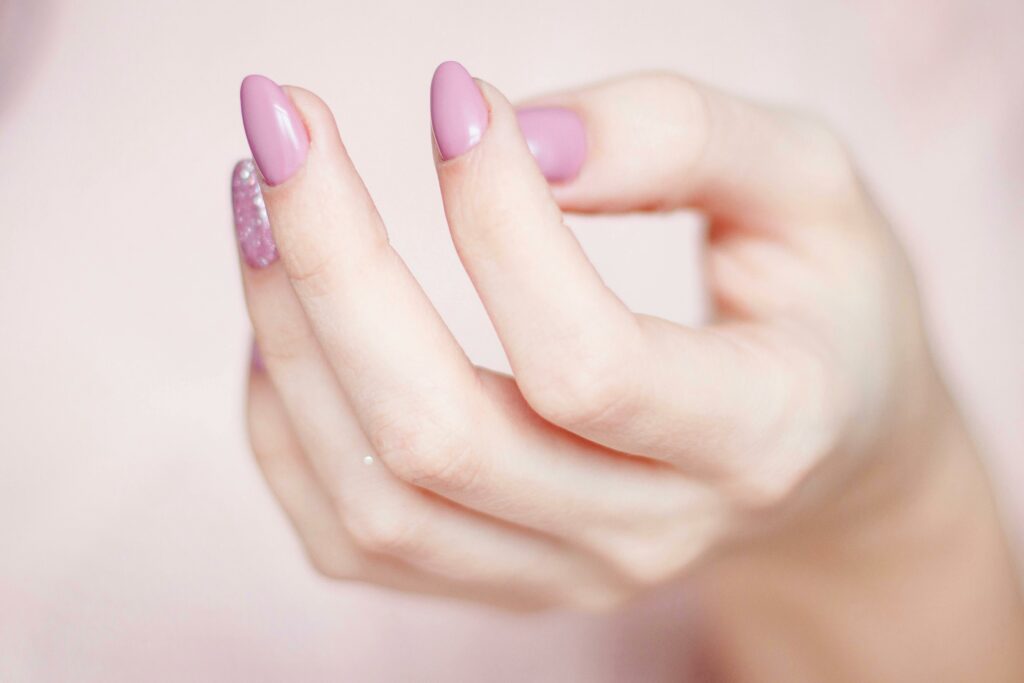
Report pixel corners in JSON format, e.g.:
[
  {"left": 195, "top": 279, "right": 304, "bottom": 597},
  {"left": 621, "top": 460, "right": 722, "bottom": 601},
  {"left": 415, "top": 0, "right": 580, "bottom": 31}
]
[
  {"left": 254, "top": 327, "right": 315, "bottom": 369},
  {"left": 794, "top": 114, "right": 863, "bottom": 207},
  {"left": 620, "top": 555, "right": 679, "bottom": 586},
  {"left": 733, "top": 346, "right": 844, "bottom": 508},
  {"left": 370, "top": 408, "right": 482, "bottom": 492},
  {"left": 628, "top": 73, "right": 713, "bottom": 198},
  {"left": 567, "top": 584, "right": 634, "bottom": 613},
  {"left": 274, "top": 188, "right": 391, "bottom": 301},
  {"left": 305, "top": 547, "right": 346, "bottom": 580},
  {"left": 303, "top": 539, "right": 360, "bottom": 580},
  {"left": 517, "top": 330, "right": 639, "bottom": 429},
  {"left": 345, "top": 506, "right": 424, "bottom": 556},
  {"left": 589, "top": 499, "right": 724, "bottom": 587},
  {"left": 519, "top": 362, "right": 621, "bottom": 428},
  {"left": 661, "top": 72, "right": 713, "bottom": 139},
  {"left": 603, "top": 538, "right": 695, "bottom": 587},
  {"left": 282, "top": 246, "right": 339, "bottom": 300},
  {"left": 730, "top": 467, "right": 799, "bottom": 509},
  {"left": 635, "top": 71, "right": 709, "bottom": 131}
]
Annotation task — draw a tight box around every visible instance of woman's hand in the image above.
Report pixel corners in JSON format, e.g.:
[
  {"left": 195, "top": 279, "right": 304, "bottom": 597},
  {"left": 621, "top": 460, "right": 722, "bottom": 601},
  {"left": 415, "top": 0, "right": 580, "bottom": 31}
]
[{"left": 233, "top": 63, "right": 1024, "bottom": 679}]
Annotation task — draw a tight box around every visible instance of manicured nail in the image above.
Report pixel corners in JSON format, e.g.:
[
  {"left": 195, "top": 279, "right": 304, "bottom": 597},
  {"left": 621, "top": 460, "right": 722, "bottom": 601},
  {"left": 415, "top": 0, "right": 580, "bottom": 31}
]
[
  {"left": 251, "top": 339, "right": 265, "bottom": 372},
  {"left": 431, "top": 61, "right": 488, "bottom": 160},
  {"left": 517, "top": 107, "right": 587, "bottom": 183},
  {"left": 232, "top": 159, "right": 277, "bottom": 268},
  {"left": 240, "top": 74, "right": 308, "bottom": 185}
]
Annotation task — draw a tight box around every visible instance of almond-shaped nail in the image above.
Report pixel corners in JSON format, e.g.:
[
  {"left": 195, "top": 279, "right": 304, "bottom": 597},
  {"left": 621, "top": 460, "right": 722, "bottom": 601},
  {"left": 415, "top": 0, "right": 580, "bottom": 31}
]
[
  {"left": 232, "top": 159, "right": 277, "bottom": 268},
  {"left": 431, "top": 61, "right": 488, "bottom": 160},
  {"left": 517, "top": 107, "right": 587, "bottom": 183},
  {"left": 240, "top": 74, "right": 309, "bottom": 185}
]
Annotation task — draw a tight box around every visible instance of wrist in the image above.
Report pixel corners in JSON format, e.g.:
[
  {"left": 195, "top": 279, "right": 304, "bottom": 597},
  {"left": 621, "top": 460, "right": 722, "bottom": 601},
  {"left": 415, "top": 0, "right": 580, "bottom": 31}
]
[{"left": 696, "top": 376, "right": 1024, "bottom": 682}]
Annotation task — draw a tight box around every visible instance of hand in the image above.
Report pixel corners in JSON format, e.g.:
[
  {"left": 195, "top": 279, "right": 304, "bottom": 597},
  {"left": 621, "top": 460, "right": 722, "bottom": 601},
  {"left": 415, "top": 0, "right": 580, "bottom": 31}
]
[{"left": 232, "top": 63, "right": 1024, "bottom": 675}]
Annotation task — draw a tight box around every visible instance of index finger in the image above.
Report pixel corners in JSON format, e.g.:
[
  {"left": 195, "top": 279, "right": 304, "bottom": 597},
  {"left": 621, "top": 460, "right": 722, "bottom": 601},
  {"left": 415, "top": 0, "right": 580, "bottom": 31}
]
[{"left": 435, "top": 65, "right": 842, "bottom": 499}]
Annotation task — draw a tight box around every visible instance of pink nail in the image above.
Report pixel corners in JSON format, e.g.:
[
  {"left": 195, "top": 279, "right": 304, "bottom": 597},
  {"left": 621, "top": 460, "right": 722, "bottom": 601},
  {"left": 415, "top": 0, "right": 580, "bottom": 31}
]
[
  {"left": 517, "top": 107, "right": 587, "bottom": 183},
  {"left": 232, "top": 159, "right": 277, "bottom": 268},
  {"left": 250, "top": 339, "right": 265, "bottom": 372},
  {"left": 430, "top": 61, "right": 488, "bottom": 160},
  {"left": 240, "top": 74, "right": 308, "bottom": 185}
]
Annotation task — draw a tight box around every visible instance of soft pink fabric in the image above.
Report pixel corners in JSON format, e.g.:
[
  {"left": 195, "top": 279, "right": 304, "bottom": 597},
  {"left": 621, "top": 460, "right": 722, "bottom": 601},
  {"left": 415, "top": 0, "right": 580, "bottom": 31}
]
[{"left": 0, "top": 0, "right": 1021, "bottom": 680}]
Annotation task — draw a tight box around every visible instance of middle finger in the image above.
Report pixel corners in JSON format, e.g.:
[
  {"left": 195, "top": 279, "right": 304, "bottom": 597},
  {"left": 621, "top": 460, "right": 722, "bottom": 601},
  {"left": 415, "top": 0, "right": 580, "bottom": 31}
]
[{"left": 239, "top": 76, "right": 707, "bottom": 546}]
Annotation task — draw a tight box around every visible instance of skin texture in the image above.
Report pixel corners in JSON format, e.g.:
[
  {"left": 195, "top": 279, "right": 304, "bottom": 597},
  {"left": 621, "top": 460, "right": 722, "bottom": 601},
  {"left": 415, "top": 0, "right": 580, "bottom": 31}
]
[{"left": 235, "top": 70, "right": 1024, "bottom": 680}]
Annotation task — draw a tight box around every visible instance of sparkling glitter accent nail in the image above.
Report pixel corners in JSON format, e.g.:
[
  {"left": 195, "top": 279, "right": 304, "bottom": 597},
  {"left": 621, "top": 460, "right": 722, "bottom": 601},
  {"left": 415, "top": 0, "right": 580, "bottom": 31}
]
[{"left": 232, "top": 159, "right": 277, "bottom": 268}]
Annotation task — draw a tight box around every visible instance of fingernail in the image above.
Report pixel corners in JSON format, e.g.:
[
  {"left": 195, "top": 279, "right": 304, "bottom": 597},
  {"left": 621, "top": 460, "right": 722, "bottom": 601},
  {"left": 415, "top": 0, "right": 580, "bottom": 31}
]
[
  {"left": 251, "top": 339, "right": 265, "bottom": 372},
  {"left": 430, "top": 61, "right": 488, "bottom": 160},
  {"left": 232, "top": 159, "right": 277, "bottom": 268},
  {"left": 517, "top": 107, "right": 587, "bottom": 183},
  {"left": 240, "top": 74, "right": 309, "bottom": 185}
]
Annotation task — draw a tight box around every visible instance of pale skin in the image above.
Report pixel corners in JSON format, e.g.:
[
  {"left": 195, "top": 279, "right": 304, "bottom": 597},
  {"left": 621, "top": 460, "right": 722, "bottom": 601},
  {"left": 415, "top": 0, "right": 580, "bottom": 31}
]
[{"left": 238, "top": 73, "right": 1024, "bottom": 680}]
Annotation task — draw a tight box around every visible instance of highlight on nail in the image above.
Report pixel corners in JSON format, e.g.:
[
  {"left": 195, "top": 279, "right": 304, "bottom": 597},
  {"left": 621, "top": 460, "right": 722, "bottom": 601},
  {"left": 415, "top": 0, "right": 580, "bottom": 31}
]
[
  {"left": 239, "top": 74, "right": 309, "bottom": 185},
  {"left": 430, "top": 60, "right": 489, "bottom": 160}
]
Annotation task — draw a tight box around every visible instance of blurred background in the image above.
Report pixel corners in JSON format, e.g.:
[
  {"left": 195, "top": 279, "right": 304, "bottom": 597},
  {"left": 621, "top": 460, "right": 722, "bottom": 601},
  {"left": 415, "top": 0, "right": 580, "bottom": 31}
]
[{"left": 0, "top": 0, "right": 1021, "bottom": 680}]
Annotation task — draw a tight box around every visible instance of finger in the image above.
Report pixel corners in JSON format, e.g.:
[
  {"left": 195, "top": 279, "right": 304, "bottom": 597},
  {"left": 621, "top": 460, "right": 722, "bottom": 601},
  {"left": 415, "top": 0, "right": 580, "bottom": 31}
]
[
  {"left": 246, "top": 350, "right": 363, "bottom": 579},
  {"left": 232, "top": 161, "right": 626, "bottom": 610},
  {"left": 244, "top": 267, "right": 625, "bottom": 612},
  {"left": 521, "top": 72, "right": 857, "bottom": 495},
  {"left": 240, "top": 74, "right": 486, "bottom": 492},
  {"left": 524, "top": 72, "right": 861, "bottom": 230},
  {"left": 238, "top": 76, "right": 716, "bottom": 544},
  {"left": 247, "top": 360, "right": 614, "bottom": 610},
  {"left": 432, "top": 64, "right": 831, "bottom": 500}
]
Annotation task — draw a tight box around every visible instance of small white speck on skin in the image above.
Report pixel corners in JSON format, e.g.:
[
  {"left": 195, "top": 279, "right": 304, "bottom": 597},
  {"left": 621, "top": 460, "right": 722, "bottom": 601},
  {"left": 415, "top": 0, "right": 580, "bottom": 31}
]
[{"left": 362, "top": 455, "right": 374, "bottom": 466}]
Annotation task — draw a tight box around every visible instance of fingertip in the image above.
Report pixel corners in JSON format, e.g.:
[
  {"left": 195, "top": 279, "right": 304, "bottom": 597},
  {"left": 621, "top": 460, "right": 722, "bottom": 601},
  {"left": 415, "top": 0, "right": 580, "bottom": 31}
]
[
  {"left": 239, "top": 74, "right": 309, "bottom": 186},
  {"left": 279, "top": 85, "right": 328, "bottom": 124},
  {"left": 430, "top": 60, "right": 489, "bottom": 160},
  {"left": 467, "top": 79, "right": 589, "bottom": 186},
  {"left": 277, "top": 85, "right": 348, "bottom": 153},
  {"left": 239, "top": 73, "right": 273, "bottom": 101}
]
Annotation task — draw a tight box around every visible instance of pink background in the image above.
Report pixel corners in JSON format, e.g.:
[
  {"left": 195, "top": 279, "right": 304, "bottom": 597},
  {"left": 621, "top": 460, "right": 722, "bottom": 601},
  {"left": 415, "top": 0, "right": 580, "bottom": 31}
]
[{"left": 0, "top": 0, "right": 1021, "bottom": 679}]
